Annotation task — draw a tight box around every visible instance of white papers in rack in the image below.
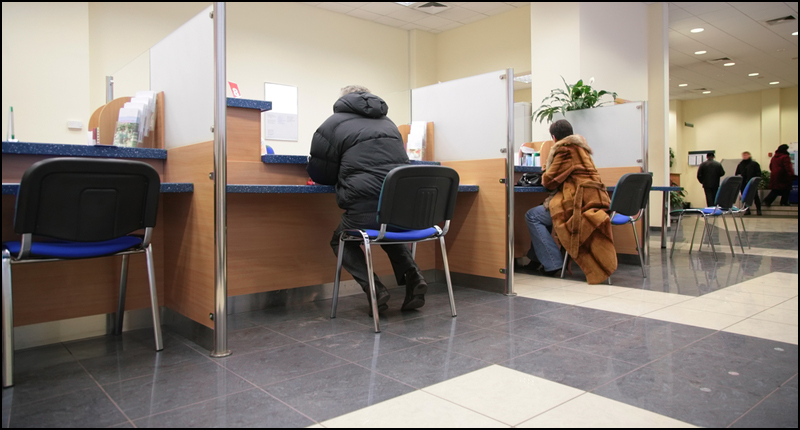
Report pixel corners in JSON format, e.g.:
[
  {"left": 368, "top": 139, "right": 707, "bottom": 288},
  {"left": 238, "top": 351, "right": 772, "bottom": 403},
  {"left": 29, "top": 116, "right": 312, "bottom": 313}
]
[{"left": 407, "top": 121, "right": 427, "bottom": 161}]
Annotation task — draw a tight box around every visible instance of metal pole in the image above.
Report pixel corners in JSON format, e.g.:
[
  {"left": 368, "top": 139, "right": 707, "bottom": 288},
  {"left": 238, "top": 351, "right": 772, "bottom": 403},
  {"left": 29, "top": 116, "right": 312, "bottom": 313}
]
[
  {"left": 105, "top": 76, "right": 114, "bottom": 103},
  {"left": 641, "top": 101, "right": 650, "bottom": 265},
  {"left": 505, "top": 68, "right": 515, "bottom": 296},
  {"left": 210, "top": 1, "right": 230, "bottom": 358}
]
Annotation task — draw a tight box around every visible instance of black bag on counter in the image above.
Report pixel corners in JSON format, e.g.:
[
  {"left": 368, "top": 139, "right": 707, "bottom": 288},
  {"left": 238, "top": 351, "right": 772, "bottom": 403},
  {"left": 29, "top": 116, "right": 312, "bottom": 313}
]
[{"left": 516, "top": 172, "right": 542, "bottom": 187}]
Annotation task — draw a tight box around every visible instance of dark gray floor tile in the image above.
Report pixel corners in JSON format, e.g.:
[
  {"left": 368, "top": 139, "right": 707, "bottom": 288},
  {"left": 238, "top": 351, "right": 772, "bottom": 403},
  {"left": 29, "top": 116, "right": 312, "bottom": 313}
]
[
  {"left": 221, "top": 343, "right": 347, "bottom": 388},
  {"left": 2, "top": 387, "right": 11, "bottom": 429},
  {"left": 483, "top": 296, "right": 567, "bottom": 316},
  {"left": 8, "top": 386, "right": 127, "bottom": 428},
  {"left": 267, "top": 316, "right": 370, "bottom": 342},
  {"left": 730, "top": 380, "right": 798, "bottom": 428},
  {"left": 502, "top": 345, "right": 638, "bottom": 391},
  {"left": 134, "top": 388, "right": 313, "bottom": 428},
  {"left": 450, "top": 287, "right": 507, "bottom": 305},
  {"left": 80, "top": 343, "right": 211, "bottom": 386},
  {"left": 429, "top": 329, "right": 550, "bottom": 364},
  {"left": 225, "top": 313, "right": 260, "bottom": 332},
  {"left": 108, "top": 423, "right": 134, "bottom": 428},
  {"left": 649, "top": 346, "right": 798, "bottom": 398},
  {"left": 593, "top": 364, "right": 762, "bottom": 428},
  {"left": 102, "top": 362, "right": 251, "bottom": 420},
  {"left": 305, "top": 330, "right": 422, "bottom": 362},
  {"left": 382, "top": 314, "right": 482, "bottom": 343},
  {"left": 607, "top": 318, "right": 715, "bottom": 349},
  {"left": 12, "top": 344, "right": 75, "bottom": 373},
  {"left": 264, "top": 364, "right": 415, "bottom": 422},
  {"left": 239, "top": 301, "right": 342, "bottom": 326},
  {"left": 689, "top": 331, "right": 798, "bottom": 369},
  {"left": 335, "top": 305, "right": 438, "bottom": 326},
  {"left": 560, "top": 326, "right": 690, "bottom": 366},
  {"left": 224, "top": 326, "right": 298, "bottom": 356},
  {"left": 434, "top": 303, "right": 532, "bottom": 328},
  {"left": 491, "top": 316, "right": 598, "bottom": 344},
  {"left": 5, "top": 361, "right": 96, "bottom": 406},
  {"left": 536, "top": 306, "right": 634, "bottom": 328},
  {"left": 356, "top": 344, "right": 489, "bottom": 389},
  {"left": 63, "top": 330, "right": 182, "bottom": 361}
]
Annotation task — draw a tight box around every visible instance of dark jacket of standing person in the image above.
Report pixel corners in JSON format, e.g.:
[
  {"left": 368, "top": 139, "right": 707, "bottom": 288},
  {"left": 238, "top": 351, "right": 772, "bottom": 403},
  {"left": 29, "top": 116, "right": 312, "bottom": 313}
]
[
  {"left": 769, "top": 146, "right": 795, "bottom": 190},
  {"left": 735, "top": 156, "right": 761, "bottom": 191},
  {"left": 697, "top": 155, "right": 725, "bottom": 190},
  {"left": 307, "top": 92, "right": 409, "bottom": 214}
]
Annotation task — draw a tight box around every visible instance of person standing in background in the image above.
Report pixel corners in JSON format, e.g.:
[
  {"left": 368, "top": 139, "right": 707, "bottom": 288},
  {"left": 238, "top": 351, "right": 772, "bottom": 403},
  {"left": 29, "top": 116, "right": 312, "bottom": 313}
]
[
  {"left": 763, "top": 144, "right": 795, "bottom": 207},
  {"left": 697, "top": 152, "right": 725, "bottom": 207},
  {"left": 735, "top": 151, "right": 762, "bottom": 215}
]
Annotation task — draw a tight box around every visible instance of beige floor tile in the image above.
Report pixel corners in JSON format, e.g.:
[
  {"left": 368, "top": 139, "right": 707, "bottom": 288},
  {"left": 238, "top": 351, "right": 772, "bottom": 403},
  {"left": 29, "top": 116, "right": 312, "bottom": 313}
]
[
  {"left": 700, "top": 290, "right": 790, "bottom": 307},
  {"left": 577, "top": 296, "right": 670, "bottom": 316},
  {"left": 612, "top": 289, "right": 693, "bottom": 305},
  {"left": 514, "top": 285, "right": 561, "bottom": 296},
  {"left": 671, "top": 297, "right": 769, "bottom": 318},
  {"left": 520, "top": 289, "right": 605, "bottom": 305},
  {"left": 764, "top": 272, "right": 800, "bottom": 281},
  {"left": 320, "top": 390, "right": 508, "bottom": 428},
  {"left": 723, "top": 283, "right": 798, "bottom": 298},
  {"left": 750, "top": 307, "right": 799, "bottom": 326},
  {"left": 423, "top": 365, "right": 583, "bottom": 426},
  {"left": 774, "top": 297, "right": 799, "bottom": 311},
  {"left": 305, "top": 425, "right": 324, "bottom": 429},
  {"left": 557, "top": 283, "right": 633, "bottom": 296},
  {"left": 515, "top": 277, "right": 581, "bottom": 289},
  {"left": 723, "top": 319, "right": 799, "bottom": 345},
  {"left": 517, "top": 393, "right": 696, "bottom": 428},
  {"left": 643, "top": 306, "right": 745, "bottom": 330}
]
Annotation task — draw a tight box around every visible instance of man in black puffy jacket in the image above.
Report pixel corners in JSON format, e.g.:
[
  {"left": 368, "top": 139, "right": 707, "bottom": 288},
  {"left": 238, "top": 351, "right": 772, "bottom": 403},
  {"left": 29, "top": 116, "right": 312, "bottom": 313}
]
[{"left": 307, "top": 85, "right": 428, "bottom": 314}]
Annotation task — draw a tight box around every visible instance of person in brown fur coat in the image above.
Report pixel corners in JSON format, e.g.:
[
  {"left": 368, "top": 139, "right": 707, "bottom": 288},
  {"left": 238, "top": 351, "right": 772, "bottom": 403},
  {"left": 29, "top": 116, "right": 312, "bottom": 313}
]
[{"left": 524, "top": 120, "right": 617, "bottom": 284}]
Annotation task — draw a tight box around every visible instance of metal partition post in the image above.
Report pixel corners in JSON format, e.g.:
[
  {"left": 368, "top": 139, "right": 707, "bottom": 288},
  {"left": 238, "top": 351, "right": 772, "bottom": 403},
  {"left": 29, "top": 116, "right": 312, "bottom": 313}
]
[
  {"left": 105, "top": 76, "right": 114, "bottom": 103},
  {"left": 210, "top": 1, "right": 230, "bottom": 358},
  {"left": 504, "top": 68, "right": 515, "bottom": 296},
  {"left": 640, "top": 101, "right": 650, "bottom": 265}
]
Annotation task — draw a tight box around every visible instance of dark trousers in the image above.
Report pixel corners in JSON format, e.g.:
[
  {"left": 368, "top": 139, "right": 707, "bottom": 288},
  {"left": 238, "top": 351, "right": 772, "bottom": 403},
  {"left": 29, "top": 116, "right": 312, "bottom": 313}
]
[
  {"left": 752, "top": 192, "right": 762, "bottom": 214},
  {"left": 704, "top": 187, "right": 718, "bottom": 207},
  {"left": 763, "top": 189, "right": 791, "bottom": 206},
  {"left": 330, "top": 211, "right": 418, "bottom": 291}
]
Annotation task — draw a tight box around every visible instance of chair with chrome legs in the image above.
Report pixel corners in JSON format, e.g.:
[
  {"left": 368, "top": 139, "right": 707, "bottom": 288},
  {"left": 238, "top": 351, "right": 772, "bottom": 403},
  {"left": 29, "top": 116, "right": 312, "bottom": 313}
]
[
  {"left": 729, "top": 177, "right": 760, "bottom": 250},
  {"left": 329, "top": 165, "right": 460, "bottom": 333},
  {"left": 670, "top": 175, "right": 743, "bottom": 260},
  {"left": 2, "top": 158, "right": 164, "bottom": 388}
]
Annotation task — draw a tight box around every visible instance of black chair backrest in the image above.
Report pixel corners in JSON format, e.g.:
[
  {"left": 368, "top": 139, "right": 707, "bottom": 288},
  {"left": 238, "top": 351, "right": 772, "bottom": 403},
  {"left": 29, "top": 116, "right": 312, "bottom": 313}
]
[
  {"left": 377, "top": 165, "right": 460, "bottom": 230},
  {"left": 609, "top": 173, "right": 652, "bottom": 217},
  {"left": 14, "top": 157, "right": 161, "bottom": 242},
  {"left": 714, "top": 175, "right": 743, "bottom": 210},
  {"left": 742, "top": 177, "right": 760, "bottom": 208}
]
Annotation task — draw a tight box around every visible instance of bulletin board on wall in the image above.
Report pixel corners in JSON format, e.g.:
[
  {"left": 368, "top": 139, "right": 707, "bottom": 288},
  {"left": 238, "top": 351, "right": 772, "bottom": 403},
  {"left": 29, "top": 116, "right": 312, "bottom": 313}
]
[
  {"left": 688, "top": 150, "right": 713, "bottom": 166},
  {"left": 263, "top": 82, "right": 298, "bottom": 141}
]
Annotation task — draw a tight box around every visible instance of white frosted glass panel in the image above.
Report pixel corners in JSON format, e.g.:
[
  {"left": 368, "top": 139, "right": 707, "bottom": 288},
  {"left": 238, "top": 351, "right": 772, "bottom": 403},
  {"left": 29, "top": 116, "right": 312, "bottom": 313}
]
[
  {"left": 113, "top": 50, "right": 150, "bottom": 100},
  {"left": 411, "top": 70, "right": 508, "bottom": 162},
  {"left": 553, "top": 102, "right": 646, "bottom": 169},
  {"left": 150, "top": 5, "right": 213, "bottom": 148}
]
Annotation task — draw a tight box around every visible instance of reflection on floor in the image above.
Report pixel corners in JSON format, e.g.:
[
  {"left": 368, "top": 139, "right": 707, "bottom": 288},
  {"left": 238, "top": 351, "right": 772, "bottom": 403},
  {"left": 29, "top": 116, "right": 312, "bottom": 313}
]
[{"left": 2, "top": 217, "right": 797, "bottom": 428}]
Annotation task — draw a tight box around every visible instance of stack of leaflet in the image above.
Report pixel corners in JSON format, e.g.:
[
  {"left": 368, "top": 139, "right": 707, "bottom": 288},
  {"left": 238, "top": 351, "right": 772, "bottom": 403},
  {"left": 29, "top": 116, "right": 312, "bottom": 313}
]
[
  {"left": 406, "top": 121, "right": 427, "bottom": 161},
  {"left": 519, "top": 145, "right": 540, "bottom": 167},
  {"left": 112, "top": 91, "right": 157, "bottom": 147}
]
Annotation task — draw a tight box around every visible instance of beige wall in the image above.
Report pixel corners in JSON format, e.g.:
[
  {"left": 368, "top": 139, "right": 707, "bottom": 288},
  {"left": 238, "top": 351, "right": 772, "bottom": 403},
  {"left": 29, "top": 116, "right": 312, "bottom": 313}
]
[
  {"left": 781, "top": 86, "right": 798, "bottom": 145},
  {"left": 514, "top": 88, "right": 532, "bottom": 103},
  {"left": 2, "top": 2, "right": 90, "bottom": 144}
]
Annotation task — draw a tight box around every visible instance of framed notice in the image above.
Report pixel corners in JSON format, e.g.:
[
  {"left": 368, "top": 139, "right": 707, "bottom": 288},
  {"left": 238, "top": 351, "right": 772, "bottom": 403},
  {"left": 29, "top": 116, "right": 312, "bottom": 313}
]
[{"left": 263, "top": 82, "right": 298, "bottom": 141}]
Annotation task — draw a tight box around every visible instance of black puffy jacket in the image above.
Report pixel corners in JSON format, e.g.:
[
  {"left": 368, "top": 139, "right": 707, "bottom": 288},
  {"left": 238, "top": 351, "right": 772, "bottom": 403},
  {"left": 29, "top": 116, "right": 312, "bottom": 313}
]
[{"left": 307, "top": 92, "right": 409, "bottom": 214}]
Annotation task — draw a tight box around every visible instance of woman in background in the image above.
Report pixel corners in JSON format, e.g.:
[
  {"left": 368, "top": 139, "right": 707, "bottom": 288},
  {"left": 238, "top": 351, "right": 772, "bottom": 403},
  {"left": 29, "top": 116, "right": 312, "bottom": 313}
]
[{"left": 763, "top": 144, "right": 795, "bottom": 207}]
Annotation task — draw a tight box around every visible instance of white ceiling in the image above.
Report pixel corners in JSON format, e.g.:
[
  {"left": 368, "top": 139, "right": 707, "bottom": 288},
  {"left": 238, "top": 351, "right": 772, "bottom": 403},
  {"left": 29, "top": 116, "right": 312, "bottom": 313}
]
[
  {"left": 300, "top": 2, "right": 530, "bottom": 33},
  {"left": 668, "top": 2, "right": 798, "bottom": 100}
]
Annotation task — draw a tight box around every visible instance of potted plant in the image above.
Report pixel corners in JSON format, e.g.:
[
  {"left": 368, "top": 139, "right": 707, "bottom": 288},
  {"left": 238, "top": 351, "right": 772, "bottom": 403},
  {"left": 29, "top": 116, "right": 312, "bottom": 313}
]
[
  {"left": 758, "top": 169, "right": 770, "bottom": 202},
  {"left": 533, "top": 77, "right": 617, "bottom": 123}
]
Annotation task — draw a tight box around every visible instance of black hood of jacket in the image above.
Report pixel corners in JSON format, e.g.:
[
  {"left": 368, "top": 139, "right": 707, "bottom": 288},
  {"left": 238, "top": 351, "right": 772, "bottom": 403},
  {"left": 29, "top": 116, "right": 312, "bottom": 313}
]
[{"left": 333, "top": 92, "right": 388, "bottom": 118}]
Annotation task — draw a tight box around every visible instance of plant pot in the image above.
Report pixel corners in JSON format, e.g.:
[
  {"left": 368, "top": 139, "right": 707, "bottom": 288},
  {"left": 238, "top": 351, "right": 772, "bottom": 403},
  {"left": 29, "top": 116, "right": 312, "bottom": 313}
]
[{"left": 758, "top": 189, "right": 770, "bottom": 202}]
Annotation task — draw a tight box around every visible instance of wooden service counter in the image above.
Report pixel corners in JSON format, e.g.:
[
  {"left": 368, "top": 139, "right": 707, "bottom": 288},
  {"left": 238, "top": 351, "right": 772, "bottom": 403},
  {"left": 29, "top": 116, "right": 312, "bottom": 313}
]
[{"left": 1, "top": 141, "right": 193, "bottom": 328}]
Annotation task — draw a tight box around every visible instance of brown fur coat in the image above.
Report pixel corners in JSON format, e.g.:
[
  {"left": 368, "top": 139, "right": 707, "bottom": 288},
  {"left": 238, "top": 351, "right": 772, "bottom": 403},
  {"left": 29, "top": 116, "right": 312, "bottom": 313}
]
[{"left": 543, "top": 135, "right": 617, "bottom": 284}]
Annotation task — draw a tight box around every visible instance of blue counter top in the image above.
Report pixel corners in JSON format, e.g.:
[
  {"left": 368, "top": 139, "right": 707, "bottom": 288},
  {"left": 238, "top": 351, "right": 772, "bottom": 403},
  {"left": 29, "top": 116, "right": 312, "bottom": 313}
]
[
  {"left": 2, "top": 141, "right": 167, "bottom": 160},
  {"left": 228, "top": 184, "right": 479, "bottom": 194},
  {"left": 227, "top": 98, "right": 272, "bottom": 112},
  {"left": 515, "top": 166, "right": 542, "bottom": 173},
  {"left": 2, "top": 182, "right": 193, "bottom": 195},
  {"left": 261, "top": 155, "right": 441, "bottom": 166}
]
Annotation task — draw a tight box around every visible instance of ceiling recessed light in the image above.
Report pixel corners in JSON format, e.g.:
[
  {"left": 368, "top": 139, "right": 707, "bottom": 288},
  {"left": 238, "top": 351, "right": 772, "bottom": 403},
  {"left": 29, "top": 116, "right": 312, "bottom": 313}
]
[
  {"left": 793, "top": 31, "right": 798, "bottom": 36},
  {"left": 770, "top": 81, "right": 780, "bottom": 85},
  {"left": 702, "top": 91, "right": 711, "bottom": 94},
  {"left": 679, "top": 84, "right": 688, "bottom": 87},
  {"left": 748, "top": 73, "right": 759, "bottom": 76},
  {"left": 723, "top": 62, "right": 735, "bottom": 66},
  {"left": 691, "top": 28, "right": 704, "bottom": 33},
  {"left": 695, "top": 50, "right": 707, "bottom": 55}
]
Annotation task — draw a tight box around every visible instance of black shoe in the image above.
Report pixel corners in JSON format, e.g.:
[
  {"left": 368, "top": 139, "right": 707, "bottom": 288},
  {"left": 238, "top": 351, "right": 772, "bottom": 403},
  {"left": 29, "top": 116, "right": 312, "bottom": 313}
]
[
  {"left": 540, "top": 267, "right": 562, "bottom": 277},
  {"left": 401, "top": 268, "right": 428, "bottom": 311},
  {"left": 364, "top": 282, "right": 390, "bottom": 317}
]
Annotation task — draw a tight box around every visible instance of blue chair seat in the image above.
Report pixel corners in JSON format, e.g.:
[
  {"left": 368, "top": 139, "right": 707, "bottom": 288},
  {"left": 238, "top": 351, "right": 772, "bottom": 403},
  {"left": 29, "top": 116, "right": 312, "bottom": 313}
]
[
  {"left": 3, "top": 236, "right": 142, "bottom": 259},
  {"left": 702, "top": 207, "right": 724, "bottom": 216},
  {"left": 610, "top": 214, "right": 632, "bottom": 225},
  {"left": 364, "top": 227, "right": 439, "bottom": 241}
]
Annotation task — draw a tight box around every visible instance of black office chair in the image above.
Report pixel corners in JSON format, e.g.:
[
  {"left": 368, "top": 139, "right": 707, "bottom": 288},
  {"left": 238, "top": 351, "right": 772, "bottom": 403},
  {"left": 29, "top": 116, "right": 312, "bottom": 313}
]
[
  {"left": 330, "top": 165, "right": 460, "bottom": 333},
  {"left": 670, "top": 175, "right": 743, "bottom": 260},
  {"left": 730, "top": 177, "right": 760, "bottom": 250},
  {"left": 2, "top": 158, "right": 163, "bottom": 388}
]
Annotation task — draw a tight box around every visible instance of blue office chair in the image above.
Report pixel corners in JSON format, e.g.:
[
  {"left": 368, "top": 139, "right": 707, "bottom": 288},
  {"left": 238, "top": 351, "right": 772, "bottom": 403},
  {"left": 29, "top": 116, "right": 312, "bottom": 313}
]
[
  {"left": 670, "top": 175, "right": 743, "bottom": 260},
  {"left": 2, "top": 158, "right": 164, "bottom": 388},
  {"left": 330, "top": 165, "right": 460, "bottom": 333},
  {"left": 729, "top": 177, "right": 760, "bottom": 250}
]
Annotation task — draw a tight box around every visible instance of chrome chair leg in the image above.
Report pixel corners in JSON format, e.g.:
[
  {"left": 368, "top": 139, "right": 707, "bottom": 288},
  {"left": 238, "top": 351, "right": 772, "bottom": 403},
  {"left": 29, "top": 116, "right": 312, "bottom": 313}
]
[
  {"left": 144, "top": 245, "right": 163, "bottom": 351},
  {"left": 439, "top": 236, "right": 457, "bottom": 317},
  {"left": 331, "top": 236, "right": 345, "bottom": 319},
  {"left": 670, "top": 213, "right": 683, "bottom": 258},
  {"left": 631, "top": 221, "right": 647, "bottom": 278},
  {"left": 114, "top": 254, "right": 130, "bottom": 336},
  {"left": 2, "top": 250, "right": 14, "bottom": 388},
  {"left": 689, "top": 215, "right": 701, "bottom": 254},
  {"left": 607, "top": 276, "right": 612, "bottom": 285},
  {"left": 703, "top": 217, "right": 718, "bottom": 261},
  {"left": 560, "top": 252, "right": 569, "bottom": 278},
  {"left": 731, "top": 213, "right": 745, "bottom": 253},
  {"left": 360, "top": 232, "right": 380, "bottom": 333},
  {"left": 739, "top": 214, "right": 751, "bottom": 249},
  {"left": 721, "top": 214, "right": 736, "bottom": 256},
  {"left": 411, "top": 243, "right": 417, "bottom": 260}
]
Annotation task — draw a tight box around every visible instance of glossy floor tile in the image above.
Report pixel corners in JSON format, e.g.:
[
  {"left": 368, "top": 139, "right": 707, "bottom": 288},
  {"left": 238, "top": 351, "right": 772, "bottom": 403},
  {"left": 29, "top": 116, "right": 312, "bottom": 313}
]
[
  {"left": 8, "top": 387, "right": 128, "bottom": 428},
  {"left": 723, "top": 318, "right": 799, "bottom": 345}
]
